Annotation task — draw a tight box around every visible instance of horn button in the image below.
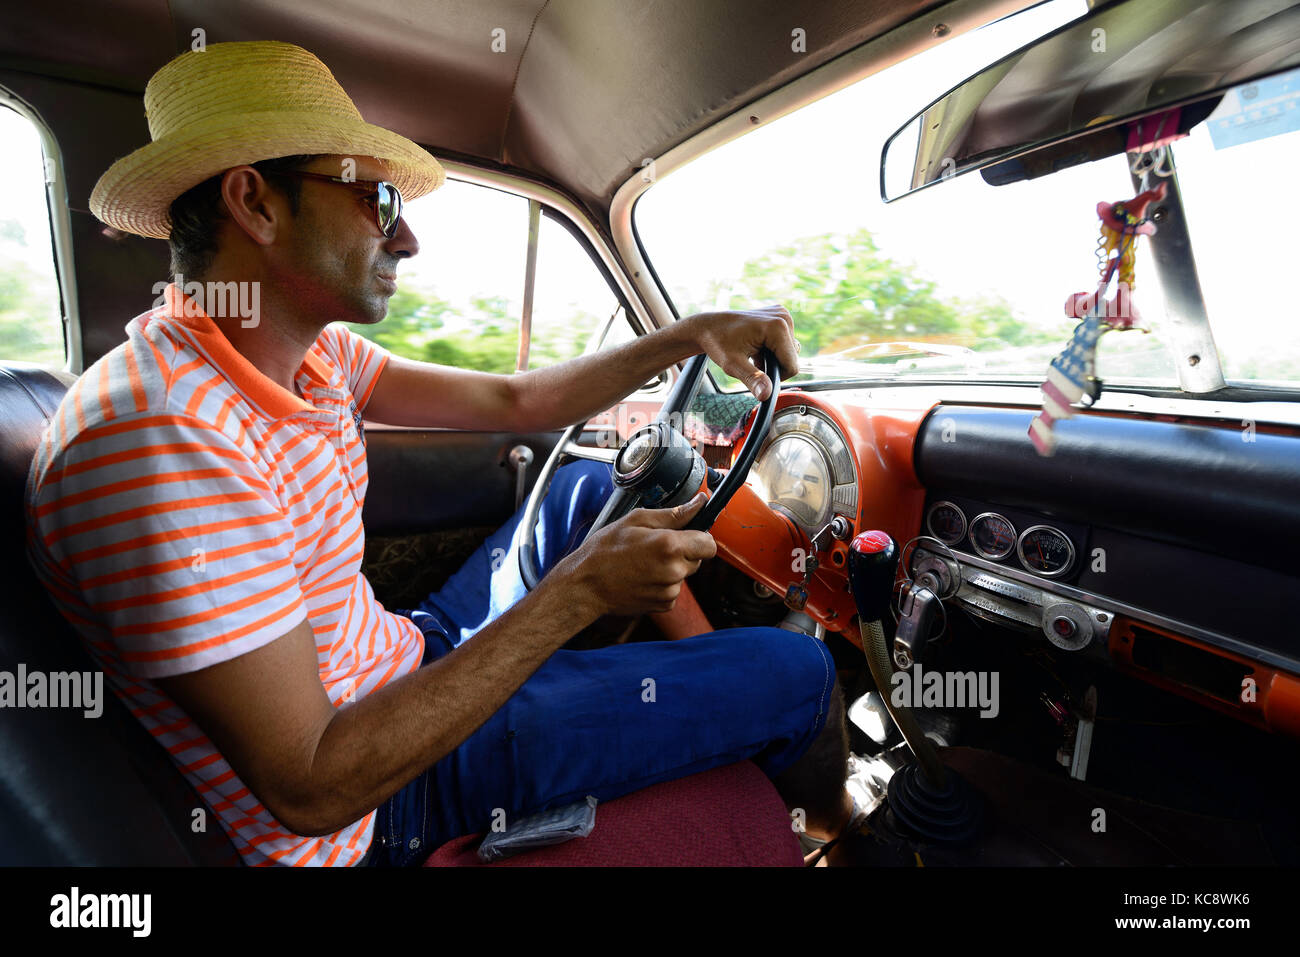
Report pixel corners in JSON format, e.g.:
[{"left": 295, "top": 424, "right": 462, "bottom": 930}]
[{"left": 614, "top": 422, "right": 707, "bottom": 509}]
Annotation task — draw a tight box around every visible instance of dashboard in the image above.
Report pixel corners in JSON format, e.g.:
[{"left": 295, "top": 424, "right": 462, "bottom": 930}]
[{"left": 725, "top": 388, "right": 1300, "bottom": 739}]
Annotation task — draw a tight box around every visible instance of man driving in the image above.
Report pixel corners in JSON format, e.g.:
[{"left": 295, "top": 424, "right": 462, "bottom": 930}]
[{"left": 26, "top": 40, "right": 853, "bottom": 866}]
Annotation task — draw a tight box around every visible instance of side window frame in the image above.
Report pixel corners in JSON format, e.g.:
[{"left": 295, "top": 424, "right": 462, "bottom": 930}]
[
  {"left": 0, "top": 86, "right": 81, "bottom": 372},
  {"left": 536, "top": 204, "right": 654, "bottom": 377},
  {"left": 437, "top": 163, "right": 664, "bottom": 395}
]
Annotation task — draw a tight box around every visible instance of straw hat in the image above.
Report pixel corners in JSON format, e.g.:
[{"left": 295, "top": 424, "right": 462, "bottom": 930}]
[{"left": 90, "top": 41, "right": 445, "bottom": 239}]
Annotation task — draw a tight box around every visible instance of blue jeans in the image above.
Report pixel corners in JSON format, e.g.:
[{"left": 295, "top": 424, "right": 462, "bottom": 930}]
[{"left": 366, "top": 461, "right": 836, "bottom": 867}]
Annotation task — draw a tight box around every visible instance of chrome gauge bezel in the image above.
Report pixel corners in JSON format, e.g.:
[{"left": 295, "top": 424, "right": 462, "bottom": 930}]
[
  {"left": 925, "top": 500, "right": 967, "bottom": 546},
  {"left": 753, "top": 407, "right": 857, "bottom": 533},
  {"left": 969, "top": 512, "right": 1017, "bottom": 560},
  {"left": 1016, "top": 524, "right": 1076, "bottom": 579}
]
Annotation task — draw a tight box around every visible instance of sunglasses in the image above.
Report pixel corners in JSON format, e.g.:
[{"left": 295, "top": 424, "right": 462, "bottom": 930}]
[{"left": 277, "top": 170, "right": 404, "bottom": 238}]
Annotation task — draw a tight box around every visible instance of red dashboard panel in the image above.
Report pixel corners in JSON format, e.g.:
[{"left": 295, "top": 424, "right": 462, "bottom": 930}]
[{"left": 711, "top": 389, "right": 935, "bottom": 642}]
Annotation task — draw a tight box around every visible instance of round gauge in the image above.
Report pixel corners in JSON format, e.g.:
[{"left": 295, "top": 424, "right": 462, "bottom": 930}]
[
  {"left": 749, "top": 433, "right": 833, "bottom": 530},
  {"left": 926, "top": 501, "right": 967, "bottom": 545},
  {"left": 1017, "top": 525, "right": 1075, "bottom": 578},
  {"left": 969, "top": 512, "right": 1017, "bottom": 560}
]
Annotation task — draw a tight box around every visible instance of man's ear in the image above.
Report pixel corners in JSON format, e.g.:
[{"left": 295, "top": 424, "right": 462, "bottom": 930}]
[{"left": 220, "top": 166, "right": 288, "bottom": 246}]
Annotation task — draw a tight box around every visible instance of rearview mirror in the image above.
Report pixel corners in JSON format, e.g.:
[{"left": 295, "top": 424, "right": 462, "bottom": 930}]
[{"left": 880, "top": 0, "right": 1300, "bottom": 201}]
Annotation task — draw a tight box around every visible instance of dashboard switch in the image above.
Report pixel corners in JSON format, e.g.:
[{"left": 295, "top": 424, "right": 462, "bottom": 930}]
[{"left": 1041, "top": 602, "right": 1093, "bottom": 651}]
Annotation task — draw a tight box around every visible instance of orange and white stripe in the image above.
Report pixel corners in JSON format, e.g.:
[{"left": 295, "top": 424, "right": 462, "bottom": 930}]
[{"left": 26, "top": 284, "right": 423, "bottom": 866}]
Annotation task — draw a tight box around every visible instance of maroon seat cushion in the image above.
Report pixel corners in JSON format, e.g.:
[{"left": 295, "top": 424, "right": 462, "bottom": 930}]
[{"left": 424, "top": 760, "right": 803, "bottom": 866}]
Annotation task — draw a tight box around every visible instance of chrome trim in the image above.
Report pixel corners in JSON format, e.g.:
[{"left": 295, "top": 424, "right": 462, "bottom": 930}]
[
  {"left": 955, "top": 584, "right": 1042, "bottom": 630},
  {"left": 962, "top": 570, "right": 1041, "bottom": 606},
  {"left": 770, "top": 406, "right": 857, "bottom": 484},
  {"left": 1041, "top": 602, "right": 1093, "bottom": 652},
  {"left": 831, "top": 483, "right": 858, "bottom": 517},
  {"left": 1129, "top": 159, "right": 1226, "bottom": 393},
  {"left": 1016, "top": 524, "right": 1075, "bottom": 579},
  {"left": 926, "top": 500, "right": 967, "bottom": 546},
  {"left": 515, "top": 198, "right": 540, "bottom": 372},
  {"left": 507, "top": 444, "right": 534, "bottom": 510},
  {"left": 435, "top": 159, "right": 658, "bottom": 354},
  {"left": 927, "top": 546, "right": 1300, "bottom": 674},
  {"left": 760, "top": 406, "right": 858, "bottom": 525},
  {"left": 969, "top": 512, "right": 1016, "bottom": 560},
  {"left": 614, "top": 424, "right": 670, "bottom": 484},
  {"left": 561, "top": 440, "right": 619, "bottom": 465},
  {"left": 911, "top": 551, "right": 961, "bottom": 601}
]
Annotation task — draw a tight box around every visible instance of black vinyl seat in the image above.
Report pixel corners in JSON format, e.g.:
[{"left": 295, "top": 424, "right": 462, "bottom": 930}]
[{"left": 0, "top": 362, "right": 239, "bottom": 865}]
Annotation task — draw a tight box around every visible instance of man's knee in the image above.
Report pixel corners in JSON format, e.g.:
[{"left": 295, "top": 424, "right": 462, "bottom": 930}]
[
  {"left": 549, "top": 460, "right": 613, "bottom": 513},
  {"left": 734, "top": 628, "right": 837, "bottom": 732},
  {"left": 723, "top": 629, "right": 844, "bottom": 820}
]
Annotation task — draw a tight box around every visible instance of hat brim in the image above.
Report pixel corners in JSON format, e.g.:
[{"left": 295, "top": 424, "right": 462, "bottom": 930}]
[{"left": 90, "top": 110, "right": 446, "bottom": 239}]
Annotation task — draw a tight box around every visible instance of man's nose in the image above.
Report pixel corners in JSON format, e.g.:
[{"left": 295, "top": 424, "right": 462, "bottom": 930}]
[{"left": 387, "top": 215, "right": 419, "bottom": 258}]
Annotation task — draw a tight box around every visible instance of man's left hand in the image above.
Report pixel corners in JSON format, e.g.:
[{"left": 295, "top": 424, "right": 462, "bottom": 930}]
[{"left": 684, "top": 304, "right": 801, "bottom": 400}]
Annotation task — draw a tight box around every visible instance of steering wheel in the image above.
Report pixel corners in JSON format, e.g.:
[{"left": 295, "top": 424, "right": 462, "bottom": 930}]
[{"left": 518, "top": 348, "right": 781, "bottom": 590}]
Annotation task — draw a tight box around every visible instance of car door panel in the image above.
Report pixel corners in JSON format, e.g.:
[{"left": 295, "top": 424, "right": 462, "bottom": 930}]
[{"left": 360, "top": 428, "right": 562, "bottom": 608}]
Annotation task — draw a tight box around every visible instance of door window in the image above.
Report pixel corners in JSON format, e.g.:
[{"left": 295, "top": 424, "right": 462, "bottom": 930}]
[{"left": 0, "top": 105, "right": 65, "bottom": 366}]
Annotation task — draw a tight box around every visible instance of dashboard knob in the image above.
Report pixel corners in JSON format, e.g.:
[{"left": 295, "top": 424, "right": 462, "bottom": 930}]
[{"left": 1041, "top": 602, "right": 1093, "bottom": 651}]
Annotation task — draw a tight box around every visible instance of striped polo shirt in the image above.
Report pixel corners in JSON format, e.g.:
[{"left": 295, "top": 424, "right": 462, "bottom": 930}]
[{"left": 25, "top": 284, "right": 425, "bottom": 866}]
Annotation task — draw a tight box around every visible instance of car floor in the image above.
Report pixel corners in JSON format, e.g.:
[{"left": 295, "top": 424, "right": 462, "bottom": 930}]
[{"left": 829, "top": 612, "right": 1294, "bottom": 866}]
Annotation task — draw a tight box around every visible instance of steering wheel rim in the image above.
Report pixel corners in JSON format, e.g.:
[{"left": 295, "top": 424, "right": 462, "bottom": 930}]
[{"left": 518, "top": 349, "right": 781, "bottom": 590}]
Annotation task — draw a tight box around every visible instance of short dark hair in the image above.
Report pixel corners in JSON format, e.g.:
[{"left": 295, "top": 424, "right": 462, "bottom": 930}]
[{"left": 166, "top": 153, "right": 325, "bottom": 278}]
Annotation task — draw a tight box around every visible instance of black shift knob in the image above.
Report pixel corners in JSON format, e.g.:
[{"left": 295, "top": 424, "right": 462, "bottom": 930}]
[{"left": 847, "top": 530, "right": 899, "bottom": 623}]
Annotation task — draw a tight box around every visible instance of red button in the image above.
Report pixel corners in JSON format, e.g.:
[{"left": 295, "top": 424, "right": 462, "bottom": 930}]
[{"left": 1052, "top": 617, "right": 1076, "bottom": 637}]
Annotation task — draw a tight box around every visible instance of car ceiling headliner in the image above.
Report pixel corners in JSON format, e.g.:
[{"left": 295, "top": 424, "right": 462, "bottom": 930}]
[{"left": 0, "top": 0, "right": 944, "bottom": 225}]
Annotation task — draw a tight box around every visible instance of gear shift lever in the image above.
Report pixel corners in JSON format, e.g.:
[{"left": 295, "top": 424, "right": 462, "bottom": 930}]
[{"left": 847, "top": 531, "right": 982, "bottom": 844}]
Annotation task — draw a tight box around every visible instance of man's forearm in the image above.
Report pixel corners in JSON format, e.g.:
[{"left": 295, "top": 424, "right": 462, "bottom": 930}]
[
  {"left": 362, "top": 307, "right": 795, "bottom": 433},
  {"left": 293, "top": 566, "right": 601, "bottom": 836},
  {"left": 507, "top": 317, "right": 700, "bottom": 432}
]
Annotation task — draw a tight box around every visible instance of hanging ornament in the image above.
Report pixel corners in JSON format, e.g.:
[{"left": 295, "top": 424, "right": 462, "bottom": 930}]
[{"left": 1028, "top": 181, "right": 1167, "bottom": 456}]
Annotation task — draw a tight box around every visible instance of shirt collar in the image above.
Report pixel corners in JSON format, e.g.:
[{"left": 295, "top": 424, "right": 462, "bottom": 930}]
[{"left": 161, "top": 283, "right": 333, "bottom": 420}]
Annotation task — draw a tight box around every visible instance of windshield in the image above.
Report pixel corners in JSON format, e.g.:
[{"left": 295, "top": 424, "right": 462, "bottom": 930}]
[{"left": 635, "top": 0, "right": 1300, "bottom": 392}]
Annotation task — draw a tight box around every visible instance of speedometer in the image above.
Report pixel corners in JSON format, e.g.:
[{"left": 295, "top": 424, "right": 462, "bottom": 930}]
[
  {"left": 748, "top": 407, "right": 857, "bottom": 534},
  {"left": 749, "top": 433, "right": 832, "bottom": 530}
]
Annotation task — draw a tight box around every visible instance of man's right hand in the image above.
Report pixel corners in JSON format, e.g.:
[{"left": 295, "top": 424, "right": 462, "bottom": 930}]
[
  {"left": 556, "top": 492, "right": 718, "bottom": 617},
  {"left": 152, "top": 492, "right": 717, "bottom": 839}
]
